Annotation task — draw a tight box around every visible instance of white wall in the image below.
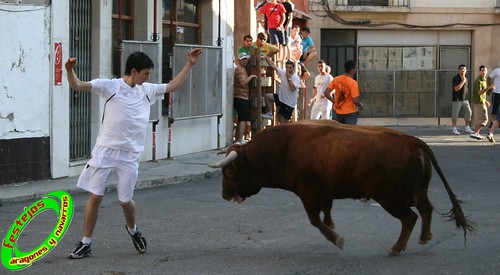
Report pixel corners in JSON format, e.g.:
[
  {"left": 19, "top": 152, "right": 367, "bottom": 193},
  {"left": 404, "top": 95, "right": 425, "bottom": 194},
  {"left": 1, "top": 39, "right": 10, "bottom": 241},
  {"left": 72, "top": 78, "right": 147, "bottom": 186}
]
[
  {"left": 0, "top": 4, "right": 51, "bottom": 139},
  {"left": 1, "top": 0, "right": 236, "bottom": 182},
  {"left": 50, "top": 1, "right": 70, "bottom": 178}
]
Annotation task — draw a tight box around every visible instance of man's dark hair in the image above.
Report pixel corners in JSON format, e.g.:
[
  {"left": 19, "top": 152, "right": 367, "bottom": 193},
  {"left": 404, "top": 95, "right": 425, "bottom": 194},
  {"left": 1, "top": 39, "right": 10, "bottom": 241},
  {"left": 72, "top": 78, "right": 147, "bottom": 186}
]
[
  {"left": 318, "top": 60, "right": 326, "bottom": 64},
  {"left": 302, "top": 27, "right": 311, "bottom": 33},
  {"left": 124, "top": 52, "right": 154, "bottom": 75},
  {"left": 243, "top": 34, "right": 253, "bottom": 41},
  {"left": 458, "top": 64, "right": 466, "bottom": 70},
  {"left": 285, "top": 60, "right": 295, "bottom": 68},
  {"left": 479, "top": 65, "right": 486, "bottom": 71},
  {"left": 344, "top": 60, "right": 356, "bottom": 73}
]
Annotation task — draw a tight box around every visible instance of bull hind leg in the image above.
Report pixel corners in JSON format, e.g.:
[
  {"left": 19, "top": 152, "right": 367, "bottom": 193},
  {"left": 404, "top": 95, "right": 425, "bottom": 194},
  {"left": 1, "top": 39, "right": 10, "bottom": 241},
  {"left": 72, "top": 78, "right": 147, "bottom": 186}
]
[
  {"left": 301, "top": 197, "right": 344, "bottom": 249},
  {"left": 415, "top": 189, "right": 433, "bottom": 244},
  {"left": 382, "top": 205, "right": 418, "bottom": 256},
  {"left": 321, "top": 199, "right": 335, "bottom": 229}
]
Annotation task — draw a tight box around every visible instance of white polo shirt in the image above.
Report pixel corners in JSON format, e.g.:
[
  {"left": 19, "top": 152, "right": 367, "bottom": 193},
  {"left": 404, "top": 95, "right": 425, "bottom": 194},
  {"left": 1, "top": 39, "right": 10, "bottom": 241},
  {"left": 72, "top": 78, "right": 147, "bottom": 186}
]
[
  {"left": 490, "top": 67, "right": 500, "bottom": 94},
  {"left": 91, "top": 78, "right": 167, "bottom": 152},
  {"left": 276, "top": 68, "right": 300, "bottom": 108}
]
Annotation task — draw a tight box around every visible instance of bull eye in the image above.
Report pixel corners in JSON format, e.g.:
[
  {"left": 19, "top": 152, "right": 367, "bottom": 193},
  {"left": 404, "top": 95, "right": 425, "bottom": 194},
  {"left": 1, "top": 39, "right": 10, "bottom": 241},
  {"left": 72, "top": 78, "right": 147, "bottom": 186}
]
[
  {"left": 224, "top": 161, "right": 240, "bottom": 178},
  {"left": 224, "top": 167, "right": 236, "bottom": 178}
]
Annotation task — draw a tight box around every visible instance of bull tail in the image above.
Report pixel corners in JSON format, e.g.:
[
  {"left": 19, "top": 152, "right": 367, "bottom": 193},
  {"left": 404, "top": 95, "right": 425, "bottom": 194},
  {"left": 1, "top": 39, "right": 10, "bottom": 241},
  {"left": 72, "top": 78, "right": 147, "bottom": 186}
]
[{"left": 416, "top": 138, "right": 476, "bottom": 239}]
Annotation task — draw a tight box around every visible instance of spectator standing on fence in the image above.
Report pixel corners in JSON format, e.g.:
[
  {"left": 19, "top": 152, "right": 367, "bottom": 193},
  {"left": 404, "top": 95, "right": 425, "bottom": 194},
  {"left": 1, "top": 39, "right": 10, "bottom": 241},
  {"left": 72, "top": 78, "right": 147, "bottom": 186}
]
[
  {"left": 259, "top": 0, "right": 287, "bottom": 61},
  {"left": 470, "top": 65, "right": 494, "bottom": 140},
  {"left": 300, "top": 27, "right": 317, "bottom": 68},
  {"left": 309, "top": 60, "right": 334, "bottom": 119},
  {"left": 289, "top": 25, "right": 303, "bottom": 63},
  {"left": 451, "top": 64, "right": 474, "bottom": 135},
  {"left": 238, "top": 34, "right": 257, "bottom": 57},
  {"left": 280, "top": 0, "right": 294, "bottom": 61},
  {"left": 233, "top": 52, "right": 257, "bottom": 145},
  {"left": 65, "top": 49, "right": 203, "bottom": 259},
  {"left": 252, "top": 32, "right": 279, "bottom": 57},
  {"left": 324, "top": 60, "right": 364, "bottom": 125},
  {"left": 262, "top": 58, "right": 300, "bottom": 124}
]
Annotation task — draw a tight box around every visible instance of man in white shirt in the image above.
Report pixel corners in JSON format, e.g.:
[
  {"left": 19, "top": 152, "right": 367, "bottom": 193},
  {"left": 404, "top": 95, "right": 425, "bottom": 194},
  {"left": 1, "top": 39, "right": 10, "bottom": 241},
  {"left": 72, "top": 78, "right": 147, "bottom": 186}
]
[
  {"left": 309, "top": 60, "right": 334, "bottom": 119},
  {"left": 262, "top": 58, "right": 301, "bottom": 124},
  {"left": 487, "top": 65, "right": 500, "bottom": 142},
  {"left": 65, "top": 48, "right": 202, "bottom": 259}
]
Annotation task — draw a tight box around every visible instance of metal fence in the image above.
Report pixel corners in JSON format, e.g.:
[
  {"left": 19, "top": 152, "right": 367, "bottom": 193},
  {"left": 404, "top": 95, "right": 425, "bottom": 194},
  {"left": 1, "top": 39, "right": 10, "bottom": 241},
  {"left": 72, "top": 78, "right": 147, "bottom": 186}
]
[
  {"left": 170, "top": 44, "right": 223, "bottom": 119},
  {"left": 357, "top": 70, "right": 470, "bottom": 120}
]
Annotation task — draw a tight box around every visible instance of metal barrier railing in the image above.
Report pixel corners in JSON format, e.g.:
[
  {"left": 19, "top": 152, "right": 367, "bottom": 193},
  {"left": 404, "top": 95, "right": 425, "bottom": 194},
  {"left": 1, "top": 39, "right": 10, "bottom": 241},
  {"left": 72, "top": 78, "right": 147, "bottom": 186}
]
[{"left": 149, "top": 119, "right": 159, "bottom": 161}]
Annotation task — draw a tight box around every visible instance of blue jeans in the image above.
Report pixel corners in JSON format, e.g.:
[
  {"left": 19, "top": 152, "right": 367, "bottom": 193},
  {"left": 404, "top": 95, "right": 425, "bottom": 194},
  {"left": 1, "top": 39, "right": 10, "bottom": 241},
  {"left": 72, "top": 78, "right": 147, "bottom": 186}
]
[{"left": 336, "top": 112, "right": 358, "bottom": 125}]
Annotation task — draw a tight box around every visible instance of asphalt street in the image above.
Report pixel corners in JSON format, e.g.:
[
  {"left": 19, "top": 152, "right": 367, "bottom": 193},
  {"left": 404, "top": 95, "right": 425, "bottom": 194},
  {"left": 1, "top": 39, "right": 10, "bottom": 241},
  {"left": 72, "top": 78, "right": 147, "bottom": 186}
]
[{"left": 0, "top": 125, "right": 499, "bottom": 274}]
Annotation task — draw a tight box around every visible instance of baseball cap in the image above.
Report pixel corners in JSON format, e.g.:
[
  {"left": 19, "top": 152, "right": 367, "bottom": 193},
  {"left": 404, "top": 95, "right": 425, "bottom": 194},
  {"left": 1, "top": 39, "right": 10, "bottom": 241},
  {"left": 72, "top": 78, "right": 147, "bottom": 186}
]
[{"left": 238, "top": 52, "right": 250, "bottom": 60}]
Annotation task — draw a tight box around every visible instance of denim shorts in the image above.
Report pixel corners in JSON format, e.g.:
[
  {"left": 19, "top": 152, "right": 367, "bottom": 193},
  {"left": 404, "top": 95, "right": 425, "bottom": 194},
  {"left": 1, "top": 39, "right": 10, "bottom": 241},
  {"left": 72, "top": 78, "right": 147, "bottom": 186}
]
[{"left": 268, "top": 28, "right": 286, "bottom": 45}]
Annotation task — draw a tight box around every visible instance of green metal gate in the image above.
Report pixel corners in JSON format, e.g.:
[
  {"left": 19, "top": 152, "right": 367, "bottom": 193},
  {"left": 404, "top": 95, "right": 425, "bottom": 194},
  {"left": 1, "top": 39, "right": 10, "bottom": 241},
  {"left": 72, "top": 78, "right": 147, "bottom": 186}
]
[{"left": 69, "top": 0, "right": 92, "bottom": 161}]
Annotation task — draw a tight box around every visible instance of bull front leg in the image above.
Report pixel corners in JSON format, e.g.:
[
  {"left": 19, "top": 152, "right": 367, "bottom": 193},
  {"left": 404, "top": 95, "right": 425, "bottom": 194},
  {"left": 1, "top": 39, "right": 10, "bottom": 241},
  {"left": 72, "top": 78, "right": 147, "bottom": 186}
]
[{"left": 300, "top": 196, "right": 344, "bottom": 249}]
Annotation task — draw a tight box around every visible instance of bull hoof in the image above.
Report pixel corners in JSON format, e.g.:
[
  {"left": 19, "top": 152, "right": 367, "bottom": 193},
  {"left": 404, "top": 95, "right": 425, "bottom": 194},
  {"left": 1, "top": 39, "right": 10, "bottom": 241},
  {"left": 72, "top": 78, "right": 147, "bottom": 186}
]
[
  {"left": 388, "top": 249, "right": 401, "bottom": 256},
  {"left": 419, "top": 234, "right": 433, "bottom": 244},
  {"left": 334, "top": 237, "right": 344, "bottom": 250}
]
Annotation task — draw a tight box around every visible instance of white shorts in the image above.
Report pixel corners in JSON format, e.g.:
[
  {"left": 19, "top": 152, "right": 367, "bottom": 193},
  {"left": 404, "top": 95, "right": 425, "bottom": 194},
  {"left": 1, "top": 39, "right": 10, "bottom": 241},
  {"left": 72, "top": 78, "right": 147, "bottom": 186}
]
[{"left": 77, "top": 146, "right": 141, "bottom": 202}]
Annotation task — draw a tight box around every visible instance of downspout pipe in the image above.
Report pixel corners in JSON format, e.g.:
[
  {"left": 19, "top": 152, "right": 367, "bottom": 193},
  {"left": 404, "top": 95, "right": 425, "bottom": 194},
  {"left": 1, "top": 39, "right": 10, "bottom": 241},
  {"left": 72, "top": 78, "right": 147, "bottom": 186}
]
[{"left": 216, "top": 0, "right": 223, "bottom": 46}]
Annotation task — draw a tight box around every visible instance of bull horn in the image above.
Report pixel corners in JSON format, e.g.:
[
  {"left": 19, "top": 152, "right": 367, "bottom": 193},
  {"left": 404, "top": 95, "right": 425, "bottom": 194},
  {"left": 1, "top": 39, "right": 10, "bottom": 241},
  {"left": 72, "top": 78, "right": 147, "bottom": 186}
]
[{"left": 208, "top": 151, "right": 237, "bottom": 168}]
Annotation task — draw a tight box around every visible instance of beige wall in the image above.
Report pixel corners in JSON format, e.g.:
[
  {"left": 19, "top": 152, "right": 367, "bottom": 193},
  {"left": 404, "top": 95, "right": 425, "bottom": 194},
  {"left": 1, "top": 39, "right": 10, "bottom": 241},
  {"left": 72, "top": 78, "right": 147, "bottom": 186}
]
[
  {"left": 472, "top": 26, "right": 500, "bottom": 72},
  {"left": 305, "top": 5, "right": 500, "bottom": 73},
  {"left": 234, "top": 0, "right": 258, "bottom": 59}
]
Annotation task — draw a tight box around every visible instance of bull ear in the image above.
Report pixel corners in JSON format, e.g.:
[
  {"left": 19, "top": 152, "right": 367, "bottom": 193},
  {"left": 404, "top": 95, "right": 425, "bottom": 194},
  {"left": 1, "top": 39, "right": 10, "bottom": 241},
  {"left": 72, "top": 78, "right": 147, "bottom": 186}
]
[{"left": 208, "top": 151, "right": 238, "bottom": 168}]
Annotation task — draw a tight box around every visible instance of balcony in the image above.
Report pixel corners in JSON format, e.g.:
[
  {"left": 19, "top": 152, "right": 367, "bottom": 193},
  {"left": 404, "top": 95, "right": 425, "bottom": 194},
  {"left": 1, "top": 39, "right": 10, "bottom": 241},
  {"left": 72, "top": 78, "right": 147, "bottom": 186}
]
[{"left": 333, "top": 0, "right": 410, "bottom": 13}]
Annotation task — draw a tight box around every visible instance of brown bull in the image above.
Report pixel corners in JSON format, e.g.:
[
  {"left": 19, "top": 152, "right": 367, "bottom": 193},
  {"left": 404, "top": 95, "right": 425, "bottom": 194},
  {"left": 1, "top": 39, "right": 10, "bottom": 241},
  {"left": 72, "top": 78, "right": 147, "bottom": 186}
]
[{"left": 209, "top": 120, "right": 475, "bottom": 255}]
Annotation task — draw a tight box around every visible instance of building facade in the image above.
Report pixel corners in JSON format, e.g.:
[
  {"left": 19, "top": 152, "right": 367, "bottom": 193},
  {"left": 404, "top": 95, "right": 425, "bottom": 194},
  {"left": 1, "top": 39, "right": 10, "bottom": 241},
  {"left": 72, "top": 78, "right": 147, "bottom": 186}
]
[
  {"left": 305, "top": 0, "right": 500, "bottom": 124},
  {"left": 0, "top": 0, "right": 235, "bottom": 185}
]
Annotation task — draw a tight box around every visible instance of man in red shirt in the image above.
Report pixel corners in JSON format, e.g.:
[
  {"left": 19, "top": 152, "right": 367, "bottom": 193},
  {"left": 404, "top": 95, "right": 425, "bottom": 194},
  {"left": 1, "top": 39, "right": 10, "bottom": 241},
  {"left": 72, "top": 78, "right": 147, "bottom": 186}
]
[{"left": 259, "top": 0, "right": 286, "bottom": 60}]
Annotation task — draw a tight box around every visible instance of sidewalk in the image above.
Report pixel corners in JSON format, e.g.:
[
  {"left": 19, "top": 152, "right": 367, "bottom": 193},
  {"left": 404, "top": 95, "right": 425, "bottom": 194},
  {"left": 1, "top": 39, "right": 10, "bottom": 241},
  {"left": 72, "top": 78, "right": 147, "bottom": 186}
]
[
  {"left": 0, "top": 150, "right": 223, "bottom": 205},
  {"left": 0, "top": 124, "right": 494, "bottom": 205}
]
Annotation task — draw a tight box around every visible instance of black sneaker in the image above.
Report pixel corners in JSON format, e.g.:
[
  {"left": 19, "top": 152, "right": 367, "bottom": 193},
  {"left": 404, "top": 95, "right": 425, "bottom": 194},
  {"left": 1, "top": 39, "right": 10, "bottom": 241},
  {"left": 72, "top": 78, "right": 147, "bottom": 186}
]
[
  {"left": 125, "top": 225, "right": 147, "bottom": 253},
  {"left": 68, "top": 241, "right": 92, "bottom": 259}
]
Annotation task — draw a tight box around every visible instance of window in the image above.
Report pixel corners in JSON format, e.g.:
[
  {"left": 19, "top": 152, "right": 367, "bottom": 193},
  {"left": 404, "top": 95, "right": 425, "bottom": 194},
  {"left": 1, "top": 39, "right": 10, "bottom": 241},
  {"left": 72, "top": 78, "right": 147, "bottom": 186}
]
[
  {"left": 162, "top": 0, "right": 200, "bottom": 44},
  {"left": 112, "top": 0, "right": 134, "bottom": 77},
  {"left": 162, "top": 0, "right": 200, "bottom": 83}
]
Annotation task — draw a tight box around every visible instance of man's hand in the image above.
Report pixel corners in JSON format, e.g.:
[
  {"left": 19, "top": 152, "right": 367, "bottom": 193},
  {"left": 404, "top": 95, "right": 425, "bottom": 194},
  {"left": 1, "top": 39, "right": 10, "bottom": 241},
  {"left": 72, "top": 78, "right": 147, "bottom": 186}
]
[
  {"left": 308, "top": 98, "right": 315, "bottom": 107},
  {"left": 65, "top": 58, "right": 77, "bottom": 71},
  {"left": 459, "top": 71, "right": 466, "bottom": 81},
  {"left": 187, "top": 48, "right": 203, "bottom": 65}
]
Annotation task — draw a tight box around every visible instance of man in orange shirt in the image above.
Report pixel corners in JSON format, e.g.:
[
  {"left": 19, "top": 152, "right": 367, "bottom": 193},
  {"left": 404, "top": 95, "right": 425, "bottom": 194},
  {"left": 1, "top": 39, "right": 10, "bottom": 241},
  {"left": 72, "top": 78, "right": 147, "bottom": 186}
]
[{"left": 324, "top": 60, "right": 364, "bottom": 125}]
